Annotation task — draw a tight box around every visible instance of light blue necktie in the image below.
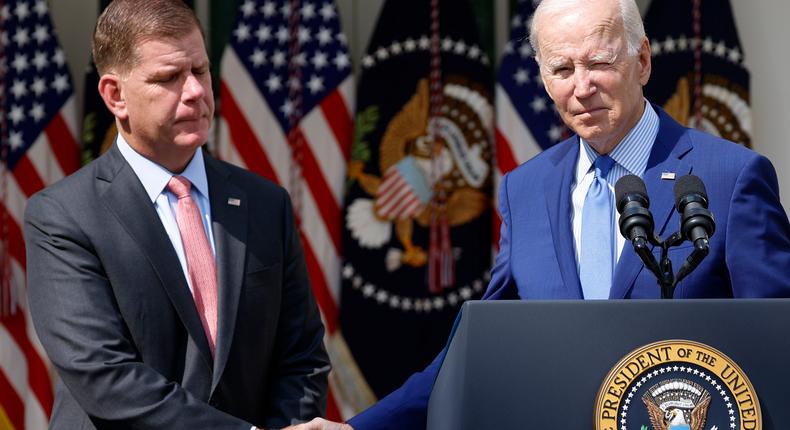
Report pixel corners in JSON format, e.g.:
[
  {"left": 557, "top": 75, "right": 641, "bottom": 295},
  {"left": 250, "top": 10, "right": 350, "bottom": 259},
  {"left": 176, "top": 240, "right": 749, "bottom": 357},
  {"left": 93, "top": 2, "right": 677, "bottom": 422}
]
[{"left": 580, "top": 155, "right": 616, "bottom": 299}]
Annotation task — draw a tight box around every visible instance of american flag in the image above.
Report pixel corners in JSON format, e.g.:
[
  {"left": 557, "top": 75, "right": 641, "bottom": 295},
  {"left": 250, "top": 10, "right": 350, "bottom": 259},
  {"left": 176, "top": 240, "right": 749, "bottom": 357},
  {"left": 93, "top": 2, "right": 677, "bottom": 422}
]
[
  {"left": 216, "top": 0, "right": 368, "bottom": 420},
  {"left": 1, "top": 0, "right": 79, "bottom": 428},
  {"left": 494, "top": 0, "right": 566, "bottom": 242}
]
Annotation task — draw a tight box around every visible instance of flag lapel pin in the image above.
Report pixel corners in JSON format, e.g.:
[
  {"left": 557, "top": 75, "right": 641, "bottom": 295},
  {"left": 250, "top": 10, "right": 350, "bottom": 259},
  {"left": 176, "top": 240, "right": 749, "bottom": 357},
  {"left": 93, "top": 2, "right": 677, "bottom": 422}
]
[{"left": 227, "top": 198, "right": 241, "bottom": 206}]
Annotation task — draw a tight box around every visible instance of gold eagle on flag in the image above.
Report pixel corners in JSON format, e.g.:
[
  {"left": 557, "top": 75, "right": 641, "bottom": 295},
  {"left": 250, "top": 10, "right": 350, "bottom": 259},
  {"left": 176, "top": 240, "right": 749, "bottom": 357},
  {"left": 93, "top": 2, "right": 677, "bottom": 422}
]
[{"left": 346, "top": 77, "right": 491, "bottom": 270}]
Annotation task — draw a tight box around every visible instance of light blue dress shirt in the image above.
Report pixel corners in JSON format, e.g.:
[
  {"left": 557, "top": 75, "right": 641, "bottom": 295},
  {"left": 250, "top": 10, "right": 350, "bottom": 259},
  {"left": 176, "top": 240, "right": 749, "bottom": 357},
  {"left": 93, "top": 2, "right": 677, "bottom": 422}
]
[
  {"left": 571, "top": 100, "right": 660, "bottom": 267},
  {"left": 116, "top": 134, "right": 216, "bottom": 293}
]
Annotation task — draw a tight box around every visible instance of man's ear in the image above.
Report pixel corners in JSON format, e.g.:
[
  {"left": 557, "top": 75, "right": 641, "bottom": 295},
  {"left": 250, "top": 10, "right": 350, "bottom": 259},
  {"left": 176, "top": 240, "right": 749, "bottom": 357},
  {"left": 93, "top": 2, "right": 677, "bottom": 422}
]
[
  {"left": 638, "top": 37, "right": 652, "bottom": 86},
  {"left": 98, "top": 74, "right": 128, "bottom": 120}
]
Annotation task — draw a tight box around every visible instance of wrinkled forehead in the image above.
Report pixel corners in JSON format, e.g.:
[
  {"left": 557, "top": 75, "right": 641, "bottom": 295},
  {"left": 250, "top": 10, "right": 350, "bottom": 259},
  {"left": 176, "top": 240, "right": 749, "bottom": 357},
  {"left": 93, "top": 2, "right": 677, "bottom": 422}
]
[
  {"left": 536, "top": 4, "right": 625, "bottom": 60},
  {"left": 131, "top": 30, "right": 208, "bottom": 69},
  {"left": 540, "top": 30, "right": 625, "bottom": 68}
]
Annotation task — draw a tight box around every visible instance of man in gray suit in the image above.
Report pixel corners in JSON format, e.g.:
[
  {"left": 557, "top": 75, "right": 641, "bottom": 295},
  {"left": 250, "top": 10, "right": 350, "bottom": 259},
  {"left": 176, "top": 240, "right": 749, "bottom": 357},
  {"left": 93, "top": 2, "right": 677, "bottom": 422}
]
[{"left": 24, "top": 1, "right": 329, "bottom": 428}]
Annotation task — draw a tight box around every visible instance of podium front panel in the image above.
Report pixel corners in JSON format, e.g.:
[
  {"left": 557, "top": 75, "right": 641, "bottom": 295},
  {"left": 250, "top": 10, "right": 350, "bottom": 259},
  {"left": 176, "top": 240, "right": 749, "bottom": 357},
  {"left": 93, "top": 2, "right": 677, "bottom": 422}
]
[{"left": 427, "top": 299, "right": 790, "bottom": 429}]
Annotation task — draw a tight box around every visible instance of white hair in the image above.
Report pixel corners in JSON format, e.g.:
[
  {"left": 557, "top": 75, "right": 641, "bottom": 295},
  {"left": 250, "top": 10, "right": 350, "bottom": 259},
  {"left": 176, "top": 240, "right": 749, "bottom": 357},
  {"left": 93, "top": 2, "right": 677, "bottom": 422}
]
[{"left": 528, "top": 0, "right": 645, "bottom": 61}]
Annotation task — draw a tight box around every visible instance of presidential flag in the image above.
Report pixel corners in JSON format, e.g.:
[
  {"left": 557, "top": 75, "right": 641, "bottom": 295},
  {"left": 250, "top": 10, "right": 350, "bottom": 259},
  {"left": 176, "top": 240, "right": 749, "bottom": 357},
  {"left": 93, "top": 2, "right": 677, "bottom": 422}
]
[
  {"left": 80, "top": 1, "right": 114, "bottom": 164},
  {"left": 644, "top": 0, "right": 751, "bottom": 147},
  {"left": 341, "top": 0, "right": 494, "bottom": 399},
  {"left": 216, "top": 0, "right": 368, "bottom": 419},
  {"left": 1, "top": 0, "right": 80, "bottom": 428},
  {"left": 494, "top": 0, "right": 567, "bottom": 244},
  {"left": 80, "top": 60, "right": 115, "bottom": 163}
]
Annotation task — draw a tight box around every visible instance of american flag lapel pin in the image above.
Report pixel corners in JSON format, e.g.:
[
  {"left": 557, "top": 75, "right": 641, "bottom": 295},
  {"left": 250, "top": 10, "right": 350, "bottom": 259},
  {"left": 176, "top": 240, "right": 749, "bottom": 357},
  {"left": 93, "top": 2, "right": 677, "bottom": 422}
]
[
  {"left": 227, "top": 198, "right": 241, "bottom": 206},
  {"left": 661, "top": 172, "right": 676, "bottom": 180}
]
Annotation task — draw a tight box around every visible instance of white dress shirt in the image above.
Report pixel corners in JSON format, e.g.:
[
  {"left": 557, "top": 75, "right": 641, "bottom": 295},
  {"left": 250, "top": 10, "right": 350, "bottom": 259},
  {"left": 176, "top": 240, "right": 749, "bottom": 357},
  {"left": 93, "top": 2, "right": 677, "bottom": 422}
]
[{"left": 570, "top": 101, "right": 660, "bottom": 271}]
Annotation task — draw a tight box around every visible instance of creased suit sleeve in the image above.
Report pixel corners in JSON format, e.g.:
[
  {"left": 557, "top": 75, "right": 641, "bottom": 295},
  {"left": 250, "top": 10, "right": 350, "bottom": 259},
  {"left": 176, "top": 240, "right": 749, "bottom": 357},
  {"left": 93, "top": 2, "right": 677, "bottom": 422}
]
[
  {"left": 724, "top": 154, "right": 790, "bottom": 297},
  {"left": 24, "top": 192, "right": 251, "bottom": 430},
  {"left": 346, "top": 350, "right": 444, "bottom": 430},
  {"left": 482, "top": 172, "right": 518, "bottom": 300},
  {"left": 262, "top": 190, "right": 330, "bottom": 429}
]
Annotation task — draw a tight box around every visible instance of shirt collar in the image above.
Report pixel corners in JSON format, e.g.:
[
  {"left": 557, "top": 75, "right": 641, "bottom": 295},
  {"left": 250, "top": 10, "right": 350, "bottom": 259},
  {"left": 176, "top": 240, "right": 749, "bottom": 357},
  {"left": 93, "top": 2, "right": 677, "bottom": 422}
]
[
  {"left": 579, "top": 100, "right": 659, "bottom": 177},
  {"left": 116, "top": 133, "right": 209, "bottom": 203}
]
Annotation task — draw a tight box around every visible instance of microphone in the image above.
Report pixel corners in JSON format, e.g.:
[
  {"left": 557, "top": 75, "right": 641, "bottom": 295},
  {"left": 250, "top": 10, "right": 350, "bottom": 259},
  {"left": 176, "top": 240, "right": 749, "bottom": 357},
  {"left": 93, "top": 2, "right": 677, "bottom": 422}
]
[
  {"left": 615, "top": 175, "right": 658, "bottom": 246},
  {"left": 673, "top": 175, "right": 716, "bottom": 248},
  {"left": 615, "top": 175, "right": 662, "bottom": 279},
  {"left": 673, "top": 175, "right": 716, "bottom": 284}
]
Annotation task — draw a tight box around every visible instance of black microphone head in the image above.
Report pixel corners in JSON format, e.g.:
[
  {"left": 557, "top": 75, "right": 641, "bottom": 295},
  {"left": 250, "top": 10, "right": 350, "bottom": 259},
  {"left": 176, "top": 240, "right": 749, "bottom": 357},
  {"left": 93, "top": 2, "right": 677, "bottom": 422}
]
[
  {"left": 674, "top": 175, "right": 708, "bottom": 207},
  {"left": 674, "top": 174, "right": 715, "bottom": 240},
  {"left": 615, "top": 174, "right": 648, "bottom": 213}
]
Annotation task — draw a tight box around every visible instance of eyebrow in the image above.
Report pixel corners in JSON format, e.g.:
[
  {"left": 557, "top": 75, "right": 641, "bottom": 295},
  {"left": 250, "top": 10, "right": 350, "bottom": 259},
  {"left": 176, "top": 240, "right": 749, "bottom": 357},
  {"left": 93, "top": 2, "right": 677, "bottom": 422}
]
[
  {"left": 544, "top": 57, "right": 570, "bottom": 71},
  {"left": 589, "top": 50, "right": 618, "bottom": 63},
  {"left": 543, "top": 49, "right": 619, "bottom": 71},
  {"left": 150, "top": 58, "right": 210, "bottom": 73}
]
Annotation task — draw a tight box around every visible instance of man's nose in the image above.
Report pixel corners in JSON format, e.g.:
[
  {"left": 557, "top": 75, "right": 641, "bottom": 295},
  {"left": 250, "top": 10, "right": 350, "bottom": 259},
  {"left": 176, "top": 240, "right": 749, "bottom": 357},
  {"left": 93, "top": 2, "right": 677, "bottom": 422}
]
[
  {"left": 572, "top": 68, "right": 597, "bottom": 99},
  {"left": 182, "top": 74, "right": 206, "bottom": 101}
]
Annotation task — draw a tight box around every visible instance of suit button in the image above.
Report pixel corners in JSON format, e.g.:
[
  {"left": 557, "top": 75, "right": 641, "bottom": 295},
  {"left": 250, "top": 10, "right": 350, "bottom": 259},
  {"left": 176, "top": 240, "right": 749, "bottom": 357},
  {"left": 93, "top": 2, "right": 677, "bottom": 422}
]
[{"left": 210, "top": 399, "right": 219, "bottom": 408}]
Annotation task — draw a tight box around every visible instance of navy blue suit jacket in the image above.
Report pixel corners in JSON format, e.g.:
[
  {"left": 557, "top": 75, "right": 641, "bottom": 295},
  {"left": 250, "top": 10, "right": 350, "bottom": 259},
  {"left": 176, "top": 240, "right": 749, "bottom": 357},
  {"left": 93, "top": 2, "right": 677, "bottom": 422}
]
[{"left": 347, "top": 106, "right": 790, "bottom": 429}]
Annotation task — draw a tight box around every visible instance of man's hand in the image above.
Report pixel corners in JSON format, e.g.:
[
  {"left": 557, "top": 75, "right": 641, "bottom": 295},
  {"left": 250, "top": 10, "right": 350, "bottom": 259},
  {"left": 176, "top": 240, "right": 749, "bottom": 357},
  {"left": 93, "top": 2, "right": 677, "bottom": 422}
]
[{"left": 282, "top": 417, "right": 354, "bottom": 430}]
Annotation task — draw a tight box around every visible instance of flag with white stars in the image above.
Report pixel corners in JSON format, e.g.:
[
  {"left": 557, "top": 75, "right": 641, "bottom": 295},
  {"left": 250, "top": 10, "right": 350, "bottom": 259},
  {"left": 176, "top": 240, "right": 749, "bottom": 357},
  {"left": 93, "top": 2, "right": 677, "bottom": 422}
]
[
  {"left": 1, "top": 0, "right": 79, "bottom": 428},
  {"left": 216, "top": 0, "right": 359, "bottom": 420},
  {"left": 644, "top": 0, "right": 751, "bottom": 147},
  {"left": 340, "top": 0, "right": 494, "bottom": 403},
  {"left": 494, "top": 0, "right": 567, "bottom": 245}
]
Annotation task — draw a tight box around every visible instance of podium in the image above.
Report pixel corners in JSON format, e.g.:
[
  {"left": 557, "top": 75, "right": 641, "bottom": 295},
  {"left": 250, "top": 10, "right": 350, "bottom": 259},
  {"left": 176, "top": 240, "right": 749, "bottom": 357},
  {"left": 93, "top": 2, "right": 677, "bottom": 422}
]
[{"left": 426, "top": 299, "right": 790, "bottom": 429}]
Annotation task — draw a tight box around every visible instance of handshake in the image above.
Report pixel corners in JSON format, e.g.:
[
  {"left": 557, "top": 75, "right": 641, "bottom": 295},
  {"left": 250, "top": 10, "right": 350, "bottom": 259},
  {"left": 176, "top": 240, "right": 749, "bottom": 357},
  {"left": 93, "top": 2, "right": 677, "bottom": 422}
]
[{"left": 264, "top": 418, "right": 352, "bottom": 430}]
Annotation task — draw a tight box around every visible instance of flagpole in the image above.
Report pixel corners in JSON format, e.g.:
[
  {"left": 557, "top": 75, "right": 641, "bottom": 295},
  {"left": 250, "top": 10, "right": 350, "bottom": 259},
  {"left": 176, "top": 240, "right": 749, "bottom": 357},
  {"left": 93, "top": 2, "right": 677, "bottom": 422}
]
[
  {"left": 427, "top": 0, "right": 454, "bottom": 292},
  {"left": 692, "top": 0, "right": 703, "bottom": 128}
]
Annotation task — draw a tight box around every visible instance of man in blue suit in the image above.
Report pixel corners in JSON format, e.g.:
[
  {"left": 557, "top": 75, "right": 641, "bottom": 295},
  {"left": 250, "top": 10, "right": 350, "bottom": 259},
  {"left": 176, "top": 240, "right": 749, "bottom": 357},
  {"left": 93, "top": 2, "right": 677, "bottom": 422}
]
[{"left": 299, "top": 0, "right": 790, "bottom": 428}]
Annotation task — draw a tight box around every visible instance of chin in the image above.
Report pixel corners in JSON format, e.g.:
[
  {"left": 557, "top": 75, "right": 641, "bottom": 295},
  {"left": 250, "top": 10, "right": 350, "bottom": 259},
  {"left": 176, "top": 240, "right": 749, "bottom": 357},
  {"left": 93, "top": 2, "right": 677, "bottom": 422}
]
[
  {"left": 574, "top": 125, "right": 605, "bottom": 140},
  {"left": 576, "top": 128, "right": 614, "bottom": 149},
  {"left": 174, "top": 132, "right": 208, "bottom": 149}
]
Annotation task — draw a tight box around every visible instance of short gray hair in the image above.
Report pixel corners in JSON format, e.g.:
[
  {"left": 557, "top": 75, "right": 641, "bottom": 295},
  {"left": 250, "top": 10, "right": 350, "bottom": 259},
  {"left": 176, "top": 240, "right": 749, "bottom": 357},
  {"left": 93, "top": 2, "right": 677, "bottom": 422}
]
[{"left": 529, "top": 0, "right": 645, "bottom": 61}]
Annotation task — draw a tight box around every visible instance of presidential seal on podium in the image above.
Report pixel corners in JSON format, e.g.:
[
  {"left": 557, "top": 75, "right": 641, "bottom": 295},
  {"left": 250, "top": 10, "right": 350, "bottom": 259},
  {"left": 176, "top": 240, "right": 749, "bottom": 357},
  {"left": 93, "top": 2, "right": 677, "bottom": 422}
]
[{"left": 595, "top": 340, "right": 761, "bottom": 430}]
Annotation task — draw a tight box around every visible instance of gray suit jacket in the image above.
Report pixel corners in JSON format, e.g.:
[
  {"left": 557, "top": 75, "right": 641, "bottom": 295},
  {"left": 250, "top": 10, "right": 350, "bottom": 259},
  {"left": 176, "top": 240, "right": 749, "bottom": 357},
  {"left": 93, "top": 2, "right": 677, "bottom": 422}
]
[{"left": 24, "top": 144, "right": 329, "bottom": 429}]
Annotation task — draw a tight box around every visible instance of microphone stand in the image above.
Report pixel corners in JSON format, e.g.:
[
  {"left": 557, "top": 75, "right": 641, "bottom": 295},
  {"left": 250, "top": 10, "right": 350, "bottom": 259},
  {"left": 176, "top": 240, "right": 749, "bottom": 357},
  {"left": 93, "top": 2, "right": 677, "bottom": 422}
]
[
  {"left": 656, "top": 232, "right": 683, "bottom": 299},
  {"left": 629, "top": 230, "right": 708, "bottom": 299},
  {"left": 628, "top": 232, "right": 677, "bottom": 299},
  {"left": 616, "top": 174, "right": 714, "bottom": 299}
]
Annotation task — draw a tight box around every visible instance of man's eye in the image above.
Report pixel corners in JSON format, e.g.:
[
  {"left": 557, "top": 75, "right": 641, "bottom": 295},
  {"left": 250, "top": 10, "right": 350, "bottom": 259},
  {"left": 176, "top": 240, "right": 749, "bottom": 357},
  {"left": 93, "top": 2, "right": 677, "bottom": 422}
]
[{"left": 157, "top": 75, "right": 177, "bottom": 83}]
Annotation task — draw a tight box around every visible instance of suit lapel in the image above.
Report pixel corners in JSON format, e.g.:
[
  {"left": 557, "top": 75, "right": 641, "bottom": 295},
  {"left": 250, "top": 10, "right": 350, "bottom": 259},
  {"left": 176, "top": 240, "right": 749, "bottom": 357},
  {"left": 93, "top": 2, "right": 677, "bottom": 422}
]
[
  {"left": 544, "top": 139, "right": 583, "bottom": 299},
  {"left": 610, "top": 107, "right": 693, "bottom": 299},
  {"left": 204, "top": 154, "right": 248, "bottom": 392},
  {"left": 98, "top": 145, "right": 214, "bottom": 366}
]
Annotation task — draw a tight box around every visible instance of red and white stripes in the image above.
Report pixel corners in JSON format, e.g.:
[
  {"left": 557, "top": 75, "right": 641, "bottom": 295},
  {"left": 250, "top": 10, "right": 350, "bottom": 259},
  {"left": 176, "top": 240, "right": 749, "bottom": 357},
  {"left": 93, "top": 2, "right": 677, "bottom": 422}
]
[
  {"left": 0, "top": 96, "right": 78, "bottom": 430},
  {"left": 218, "top": 47, "right": 353, "bottom": 419},
  {"left": 493, "top": 84, "right": 542, "bottom": 245}
]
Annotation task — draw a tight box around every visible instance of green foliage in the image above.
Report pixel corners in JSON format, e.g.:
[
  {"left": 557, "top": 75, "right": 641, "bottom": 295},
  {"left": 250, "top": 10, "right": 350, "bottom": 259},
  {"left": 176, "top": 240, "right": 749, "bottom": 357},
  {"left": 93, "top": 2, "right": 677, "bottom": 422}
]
[
  {"left": 352, "top": 105, "right": 379, "bottom": 163},
  {"left": 81, "top": 113, "right": 98, "bottom": 165}
]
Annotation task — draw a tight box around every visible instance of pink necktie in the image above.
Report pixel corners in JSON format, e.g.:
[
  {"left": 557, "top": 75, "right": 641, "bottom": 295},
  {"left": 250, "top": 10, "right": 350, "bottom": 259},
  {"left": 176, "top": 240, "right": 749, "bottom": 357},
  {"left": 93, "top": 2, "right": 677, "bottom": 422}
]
[{"left": 167, "top": 175, "right": 218, "bottom": 357}]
